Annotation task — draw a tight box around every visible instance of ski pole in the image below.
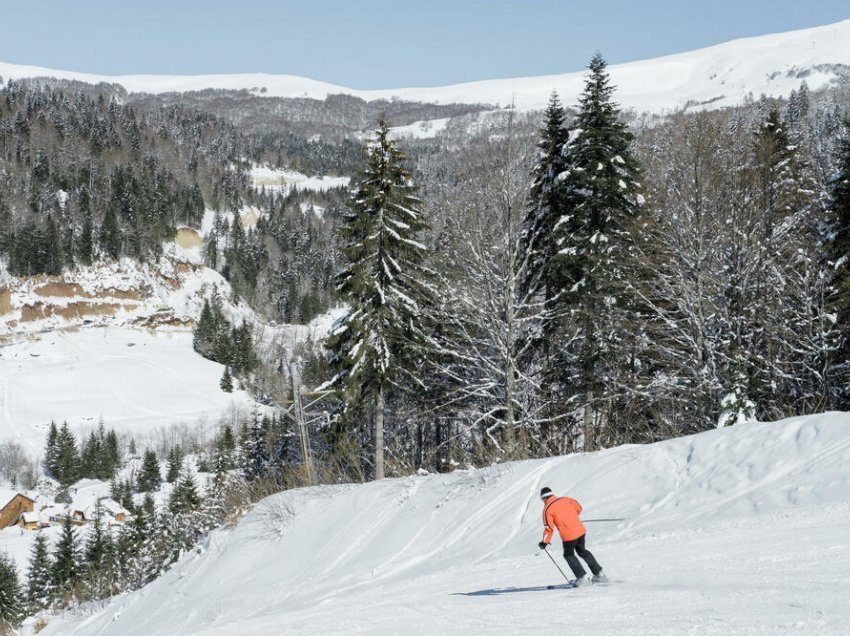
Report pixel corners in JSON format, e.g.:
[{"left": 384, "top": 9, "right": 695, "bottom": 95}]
[{"left": 542, "top": 546, "right": 571, "bottom": 584}]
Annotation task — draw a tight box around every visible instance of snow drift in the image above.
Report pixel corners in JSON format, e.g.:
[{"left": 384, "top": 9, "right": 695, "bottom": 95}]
[
  {"left": 36, "top": 412, "right": 850, "bottom": 635},
  {"left": 2, "top": 20, "right": 850, "bottom": 112}
]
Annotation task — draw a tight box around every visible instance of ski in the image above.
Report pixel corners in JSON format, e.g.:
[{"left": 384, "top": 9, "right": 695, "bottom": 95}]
[{"left": 546, "top": 582, "right": 575, "bottom": 590}]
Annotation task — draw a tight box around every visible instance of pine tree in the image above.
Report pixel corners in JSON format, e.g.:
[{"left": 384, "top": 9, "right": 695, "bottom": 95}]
[
  {"left": 82, "top": 505, "right": 116, "bottom": 601},
  {"left": 168, "top": 471, "right": 202, "bottom": 514},
  {"left": 327, "top": 116, "right": 435, "bottom": 479},
  {"left": 522, "top": 91, "right": 572, "bottom": 304},
  {"left": 0, "top": 551, "right": 22, "bottom": 630},
  {"left": 100, "top": 204, "right": 121, "bottom": 260},
  {"left": 100, "top": 428, "right": 121, "bottom": 480},
  {"left": 51, "top": 517, "right": 80, "bottom": 593},
  {"left": 519, "top": 91, "right": 575, "bottom": 434},
  {"left": 166, "top": 447, "right": 183, "bottom": 483},
  {"left": 44, "top": 421, "right": 60, "bottom": 479},
  {"left": 241, "top": 417, "right": 268, "bottom": 482},
  {"left": 110, "top": 478, "right": 136, "bottom": 514},
  {"left": 220, "top": 366, "right": 234, "bottom": 393},
  {"left": 84, "top": 504, "right": 108, "bottom": 566},
  {"left": 80, "top": 431, "right": 101, "bottom": 478},
  {"left": 137, "top": 449, "right": 161, "bottom": 492},
  {"left": 56, "top": 421, "right": 80, "bottom": 486},
  {"left": 44, "top": 214, "right": 64, "bottom": 275},
  {"left": 193, "top": 299, "right": 215, "bottom": 357},
  {"left": 554, "top": 54, "right": 644, "bottom": 449},
  {"left": 25, "top": 533, "right": 53, "bottom": 615},
  {"left": 79, "top": 189, "right": 95, "bottom": 265}
]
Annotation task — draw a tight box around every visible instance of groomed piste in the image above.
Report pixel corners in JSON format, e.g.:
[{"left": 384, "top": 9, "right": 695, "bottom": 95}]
[{"left": 36, "top": 412, "right": 850, "bottom": 635}]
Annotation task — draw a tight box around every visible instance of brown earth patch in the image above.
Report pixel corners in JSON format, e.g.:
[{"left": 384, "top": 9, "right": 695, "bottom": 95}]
[
  {"left": 97, "top": 288, "right": 145, "bottom": 300},
  {"left": 175, "top": 227, "right": 203, "bottom": 248},
  {"left": 241, "top": 210, "right": 259, "bottom": 228},
  {"left": 20, "top": 301, "right": 123, "bottom": 322},
  {"left": 159, "top": 276, "right": 181, "bottom": 290},
  {"left": 132, "top": 313, "right": 195, "bottom": 328},
  {"left": 175, "top": 262, "right": 197, "bottom": 273},
  {"left": 0, "top": 288, "right": 12, "bottom": 315},
  {"left": 34, "top": 282, "right": 92, "bottom": 298}
]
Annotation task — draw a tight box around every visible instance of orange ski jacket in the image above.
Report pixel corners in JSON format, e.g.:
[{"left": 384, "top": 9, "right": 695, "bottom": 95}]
[{"left": 541, "top": 496, "right": 586, "bottom": 543}]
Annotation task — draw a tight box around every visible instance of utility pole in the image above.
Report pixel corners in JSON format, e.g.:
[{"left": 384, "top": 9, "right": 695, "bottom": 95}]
[{"left": 290, "top": 362, "right": 314, "bottom": 485}]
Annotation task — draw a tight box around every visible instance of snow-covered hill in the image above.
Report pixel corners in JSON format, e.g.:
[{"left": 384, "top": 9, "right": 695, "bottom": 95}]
[
  {"left": 2, "top": 20, "right": 849, "bottom": 112},
  {"left": 0, "top": 236, "right": 339, "bottom": 454},
  {"left": 34, "top": 412, "right": 850, "bottom": 635}
]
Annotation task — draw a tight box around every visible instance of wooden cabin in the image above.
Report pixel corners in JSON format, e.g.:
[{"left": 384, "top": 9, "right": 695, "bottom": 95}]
[
  {"left": 18, "top": 511, "right": 40, "bottom": 531},
  {"left": 0, "top": 489, "right": 36, "bottom": 529}
]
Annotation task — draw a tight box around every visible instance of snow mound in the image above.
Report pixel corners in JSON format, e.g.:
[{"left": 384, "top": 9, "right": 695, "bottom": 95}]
[{"left": 37, "top": 412, "right": 850, "bottom": 635}]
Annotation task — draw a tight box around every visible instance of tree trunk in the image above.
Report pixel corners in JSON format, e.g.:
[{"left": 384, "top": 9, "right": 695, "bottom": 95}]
[
  {"left": 375, "top": 386, "right": 385, "bottom": 480},
  {"left": 583, "top": 389, "right": 594, "bottom": 451}
]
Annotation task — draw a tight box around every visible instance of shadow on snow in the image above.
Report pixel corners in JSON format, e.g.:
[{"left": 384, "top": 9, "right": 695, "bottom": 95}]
[{"left": 452, "top": 584, "right": 571, "bottom": 596}]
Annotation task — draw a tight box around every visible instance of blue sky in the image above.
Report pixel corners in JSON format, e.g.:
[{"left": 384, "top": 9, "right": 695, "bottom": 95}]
[{"left": 1, "top": 1, "right": 848, "bottom": 88}]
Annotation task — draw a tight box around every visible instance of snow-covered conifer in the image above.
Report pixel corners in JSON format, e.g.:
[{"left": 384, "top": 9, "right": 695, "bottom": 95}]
[{"left": 328, "top": 116, "right": 435, "bottom": 479}]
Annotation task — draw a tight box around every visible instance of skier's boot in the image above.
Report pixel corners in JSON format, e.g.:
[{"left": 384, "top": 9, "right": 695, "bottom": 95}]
[
  {"left": 592, "top": 571, "right": 608, "bottom": 584},
  {"left": 572, "top": 576, "right": 588, "bottom": 587}
]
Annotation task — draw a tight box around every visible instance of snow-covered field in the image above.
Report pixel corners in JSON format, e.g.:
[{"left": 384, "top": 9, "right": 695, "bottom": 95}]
[
  {"left": 249, "top": 165, "right": 350, "bottom": 195},
  {"left": 2, "top": 20, "right": 849, "bottom": 112},
  {"left": 0, "top": 328, "right": 252, "bottom": 455},
  {"left": 33, "top": 412, "right": 850, "bottom": 635}
]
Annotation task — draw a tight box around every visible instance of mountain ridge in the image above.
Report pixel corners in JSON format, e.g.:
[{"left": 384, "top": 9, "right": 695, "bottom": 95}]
[{"left": 2, "top": 19, "right": 849, "bottom": 113}]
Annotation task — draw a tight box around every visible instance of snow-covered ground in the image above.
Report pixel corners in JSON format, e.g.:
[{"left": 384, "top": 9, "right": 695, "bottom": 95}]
[
  {"left": 249, "top": 165, "right": 350, "bottom": 195},
  {"left": 2, "top": 20, "right": 849, "bottom": 112},
  {"left": 32, "top": 412, "right": 850, "bottom": 635},
  {"left": 387, "top": 118, "right": 451, "bottom": 140},
  {"left": 0, "top": 328, "right": 252, "bottom": 455},
  {"left": 0, "top": 249, "right": 342, "bottom": 456}
]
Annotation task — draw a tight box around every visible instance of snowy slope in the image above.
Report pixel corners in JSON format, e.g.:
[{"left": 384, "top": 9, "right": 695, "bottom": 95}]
[
  {"left": 0, "top": 328, "right": 252, "bottom": 455},
  {"left": 33, "top": 412, "right": 850, "bottom": 635},
  {"left": 1, "top": 20, "right": 849, "bottom": 112},
  {"left": 0, "top": 248, "right": 342, "bottom": 454}
]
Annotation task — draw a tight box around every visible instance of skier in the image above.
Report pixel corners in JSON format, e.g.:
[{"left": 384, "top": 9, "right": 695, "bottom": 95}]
[{"left": 538, "top": 486, "right": 606, "bottom": 586}]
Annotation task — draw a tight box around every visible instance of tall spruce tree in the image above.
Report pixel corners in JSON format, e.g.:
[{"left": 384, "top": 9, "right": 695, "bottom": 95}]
[
  {"left": 83, "top": 502, "right": 112, "bottom": 572},
  {"left": 522, "top": 91, "right": 572, "bottom": 305},
  {"left": 166, "top": 447, "right": 183, "bottom": 483},
  {"left": 79, "top": 189, "right": 95, "bottom": 266},
  {"left": 25, "top": 533, "right": 54, "bottom": 615},
  {"left": 51, "top": 517, "right": 80, "bottom": 593},
  {"left": 554, "top": 54, "right": 644, "bottom": 449},
  {"left": 56, "top": 421, "right": 81, "bottom": 486},
  {"left": 242, "top": 417, "right": 269, "bottom": 482},
  {"left": 137, "top": 449, "right": 162, "bottom": 492},
  {"left": 80, "top": 431, "right": 101, "bottom": 478},
  {"left": 0, "top": 551, "right": 22, "bottom": 630},
  {"left": 44, "top": 421, "right": 60, "bottom": 479},
  {"left": 519, "top": 91, "right": 574, "bottom": 431},
  {"left": 100, "top": 428, "right": 121, "bottom": 479},
  {"left": 327, "top": 116, "right": 435, "bottom": 479}
]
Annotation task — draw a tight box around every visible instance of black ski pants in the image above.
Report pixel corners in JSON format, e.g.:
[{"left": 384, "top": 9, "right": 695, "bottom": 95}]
[{"left": 562, "top": 534, "right": 602, "bottom": 578}]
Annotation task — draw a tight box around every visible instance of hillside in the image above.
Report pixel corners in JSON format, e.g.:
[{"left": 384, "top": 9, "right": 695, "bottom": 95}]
[
  {"left": 2, "top": 20, "right": 850, "bottom": 112},
  {"left": 32, "top": 412, "right": 850, "bottom": 635},
  {"left": 0, "top": 237, "right": 338, "bottom": 453}
]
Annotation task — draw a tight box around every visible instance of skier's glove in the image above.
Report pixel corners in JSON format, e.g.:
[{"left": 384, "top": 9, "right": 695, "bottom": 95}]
[{"left": 538, "top": 541, "right": 548, "bottom": 550}]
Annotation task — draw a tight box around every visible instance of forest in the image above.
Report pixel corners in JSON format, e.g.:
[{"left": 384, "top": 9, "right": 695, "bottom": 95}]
[{"left": 1, "top": 59, "right": 849, "bottom": 481}]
